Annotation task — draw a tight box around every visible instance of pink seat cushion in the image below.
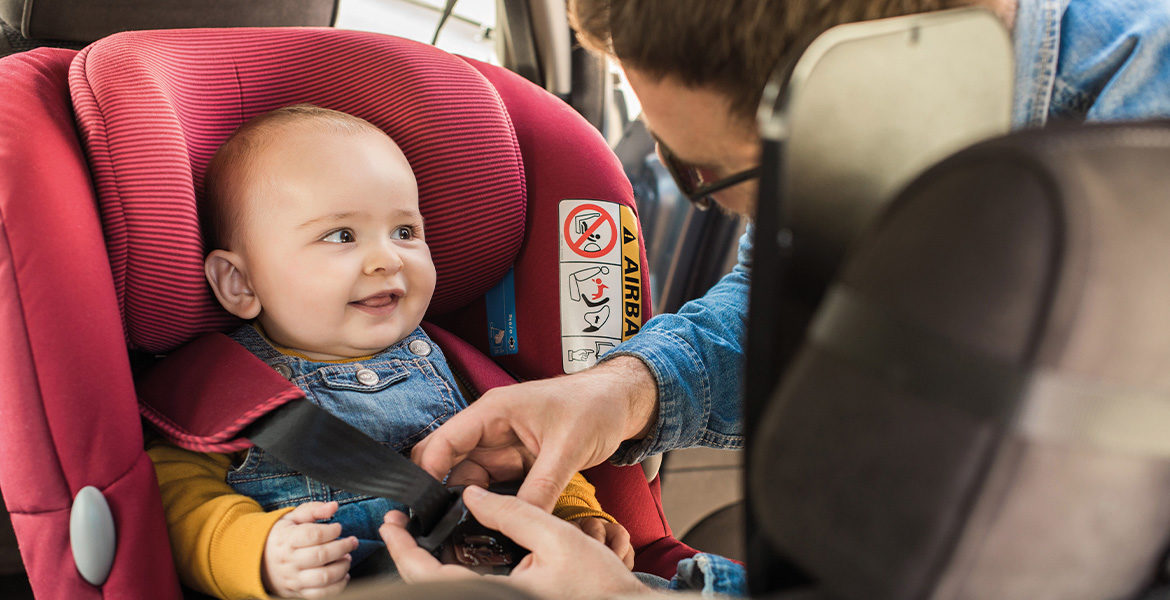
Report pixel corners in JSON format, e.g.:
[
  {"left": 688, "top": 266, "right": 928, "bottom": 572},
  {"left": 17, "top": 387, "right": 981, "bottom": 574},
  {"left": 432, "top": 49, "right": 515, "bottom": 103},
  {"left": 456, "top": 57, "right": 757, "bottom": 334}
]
[{"left": 69, "top": 28, "right": 526, "bottom": 352}]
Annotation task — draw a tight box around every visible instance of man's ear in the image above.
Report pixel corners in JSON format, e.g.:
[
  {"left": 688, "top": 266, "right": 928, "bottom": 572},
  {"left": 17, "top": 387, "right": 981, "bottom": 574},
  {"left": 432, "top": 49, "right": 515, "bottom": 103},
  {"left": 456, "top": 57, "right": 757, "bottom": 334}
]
[{"left": 205, "top": 249, "right": 261, "bottom": 319}]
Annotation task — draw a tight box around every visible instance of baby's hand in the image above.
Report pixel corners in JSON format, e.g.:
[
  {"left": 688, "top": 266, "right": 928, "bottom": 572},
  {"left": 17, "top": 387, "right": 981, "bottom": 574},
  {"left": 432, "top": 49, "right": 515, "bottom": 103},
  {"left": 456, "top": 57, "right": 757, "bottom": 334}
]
[
  {"left": 262, "top": 501, "right": 360, "bottom": 599},
  {"left": 572, "top": 517, "right": 634, "bottom": 570}
]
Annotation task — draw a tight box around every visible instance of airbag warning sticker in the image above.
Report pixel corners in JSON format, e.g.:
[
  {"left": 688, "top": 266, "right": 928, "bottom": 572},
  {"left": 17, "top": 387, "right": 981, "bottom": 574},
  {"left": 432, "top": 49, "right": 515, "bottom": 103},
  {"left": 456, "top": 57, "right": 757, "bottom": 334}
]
[{"left": 559, "top": 199, "right": 642, "bottom": 373}]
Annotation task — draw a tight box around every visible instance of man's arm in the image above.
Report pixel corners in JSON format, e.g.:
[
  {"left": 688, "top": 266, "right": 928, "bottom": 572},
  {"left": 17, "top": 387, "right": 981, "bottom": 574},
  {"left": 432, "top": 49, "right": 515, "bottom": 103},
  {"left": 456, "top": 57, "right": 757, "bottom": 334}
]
[
  {"left": 412, "top": 228, "right": 753, "bottom": 510},
  {"left": 604, "top": 227, "right": 752, "bottom": 464}
]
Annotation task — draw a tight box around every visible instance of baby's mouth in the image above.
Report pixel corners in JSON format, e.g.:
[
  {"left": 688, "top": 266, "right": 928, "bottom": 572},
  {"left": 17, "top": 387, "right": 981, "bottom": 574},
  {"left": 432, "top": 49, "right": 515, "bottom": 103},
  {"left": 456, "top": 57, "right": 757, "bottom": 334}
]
[{"left": 351, "top": 291, "right": 400, "bottom": 312}]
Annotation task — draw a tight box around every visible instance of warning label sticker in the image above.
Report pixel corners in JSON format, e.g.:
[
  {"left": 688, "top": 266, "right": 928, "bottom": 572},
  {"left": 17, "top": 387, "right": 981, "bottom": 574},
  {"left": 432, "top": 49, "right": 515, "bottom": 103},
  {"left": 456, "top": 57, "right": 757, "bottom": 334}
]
[{"left": 559, "top": 200, "right": 642, "bottom": 373}]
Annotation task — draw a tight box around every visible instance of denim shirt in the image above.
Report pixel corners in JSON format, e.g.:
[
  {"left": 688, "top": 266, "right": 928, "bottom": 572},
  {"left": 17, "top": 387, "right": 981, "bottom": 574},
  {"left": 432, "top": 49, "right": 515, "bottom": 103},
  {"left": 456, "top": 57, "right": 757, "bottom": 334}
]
[
  {"left": 225, "top": 325, "right": 467, "bottom": 566},
  {"left": 607, "top": 0, "right": 1170, "bottom": 469},
  {"left": 1013, "top": 0, "right": 1170, "bottom": 128}
]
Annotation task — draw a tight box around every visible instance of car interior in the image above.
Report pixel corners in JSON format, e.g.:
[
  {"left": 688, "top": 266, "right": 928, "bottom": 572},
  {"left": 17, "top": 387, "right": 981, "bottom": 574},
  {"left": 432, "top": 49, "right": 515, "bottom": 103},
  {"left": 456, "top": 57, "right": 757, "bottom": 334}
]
[{"left": 3, "top": 1, "right": 1170, "bottom": 599}]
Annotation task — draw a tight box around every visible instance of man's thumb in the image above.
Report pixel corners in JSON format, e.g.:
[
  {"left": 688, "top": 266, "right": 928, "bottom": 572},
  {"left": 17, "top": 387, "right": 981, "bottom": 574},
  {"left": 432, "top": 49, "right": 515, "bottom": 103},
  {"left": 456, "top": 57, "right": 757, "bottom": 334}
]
[{"left": 515, "top": 456, "right": 576, "bottom": 513}]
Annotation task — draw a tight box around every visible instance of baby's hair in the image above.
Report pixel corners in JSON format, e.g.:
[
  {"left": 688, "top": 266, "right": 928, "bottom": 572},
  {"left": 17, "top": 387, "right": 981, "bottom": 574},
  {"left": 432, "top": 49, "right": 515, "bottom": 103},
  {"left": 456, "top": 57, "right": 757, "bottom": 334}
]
[{"left": 200, "top": 104, "right": 390, "bottom": 251}]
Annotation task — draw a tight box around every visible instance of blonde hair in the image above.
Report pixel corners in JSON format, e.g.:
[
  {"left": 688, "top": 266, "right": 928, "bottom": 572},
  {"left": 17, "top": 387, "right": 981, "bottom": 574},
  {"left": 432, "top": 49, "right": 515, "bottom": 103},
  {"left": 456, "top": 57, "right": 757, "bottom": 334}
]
[
  {"left": 201, "top": 104, "right": 387, "bottom": 250},
  {"left": 569, "top": 0, "right": 969, "bottom": 123}
]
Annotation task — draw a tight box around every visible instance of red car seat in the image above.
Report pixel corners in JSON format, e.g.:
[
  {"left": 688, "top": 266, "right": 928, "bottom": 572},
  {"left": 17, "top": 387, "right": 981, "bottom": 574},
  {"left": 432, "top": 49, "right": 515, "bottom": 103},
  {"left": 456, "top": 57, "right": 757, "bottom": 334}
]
[{"left": 0, "top": 28, "right": 695, "bottom": 599}]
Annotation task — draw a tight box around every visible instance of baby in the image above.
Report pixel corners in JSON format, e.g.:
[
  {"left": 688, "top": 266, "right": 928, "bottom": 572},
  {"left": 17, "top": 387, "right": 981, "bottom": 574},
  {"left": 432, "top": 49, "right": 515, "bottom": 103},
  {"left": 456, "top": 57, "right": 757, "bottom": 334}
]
[{"left": 148, "top": 104, "right": 632, "bottom": 600}]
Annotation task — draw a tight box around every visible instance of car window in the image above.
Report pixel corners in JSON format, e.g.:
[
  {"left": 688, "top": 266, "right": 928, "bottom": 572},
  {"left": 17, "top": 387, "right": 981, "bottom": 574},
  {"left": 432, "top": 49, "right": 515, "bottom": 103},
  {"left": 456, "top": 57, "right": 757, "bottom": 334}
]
[{"left": 335, "top": 0, "right": 498, "bottom": 64}]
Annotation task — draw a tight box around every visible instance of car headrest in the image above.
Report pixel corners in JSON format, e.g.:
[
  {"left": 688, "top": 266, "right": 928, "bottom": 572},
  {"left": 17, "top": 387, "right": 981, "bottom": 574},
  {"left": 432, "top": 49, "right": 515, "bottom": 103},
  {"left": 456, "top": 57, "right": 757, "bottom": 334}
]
[
  {"left": 69, "top": 28, "right": 526, "bottom": 353},
  {"left": 750, "top": 120, "right": 1170, "bottom": 598},
  {"left": 0, "top": 0, "right": 336, "bottom": 43}
]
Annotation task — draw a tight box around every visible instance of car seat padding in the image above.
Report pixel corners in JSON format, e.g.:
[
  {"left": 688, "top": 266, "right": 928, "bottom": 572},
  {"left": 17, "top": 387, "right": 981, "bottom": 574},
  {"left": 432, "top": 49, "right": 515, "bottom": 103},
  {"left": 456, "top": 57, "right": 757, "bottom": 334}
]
[
  {"left": 0, "top": 47, "right": 182, "bottom": 598},
  {"left": 69, "top": 28, "right": 527, "bottom": 352}
]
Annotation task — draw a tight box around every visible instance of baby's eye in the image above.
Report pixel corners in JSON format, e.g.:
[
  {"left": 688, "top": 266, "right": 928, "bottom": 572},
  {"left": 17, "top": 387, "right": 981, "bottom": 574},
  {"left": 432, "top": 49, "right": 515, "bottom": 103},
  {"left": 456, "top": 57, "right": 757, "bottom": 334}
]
[
  {"left": 321, "top": 229, "right": 355, "bottom": 243},
  {"left": 391, "top": 226, "right": 415, "bottom": 240}
]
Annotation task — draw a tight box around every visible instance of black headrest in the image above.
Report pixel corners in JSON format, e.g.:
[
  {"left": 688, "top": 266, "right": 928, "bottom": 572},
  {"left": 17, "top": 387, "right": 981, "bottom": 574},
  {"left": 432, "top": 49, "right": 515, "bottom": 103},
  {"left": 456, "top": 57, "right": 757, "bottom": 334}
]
[
  {"left": 0, "top": 0, "right": 336, "bottom": 43},
  {"left": 750, "top": 120, "right": 1170, "bottom": 598}
]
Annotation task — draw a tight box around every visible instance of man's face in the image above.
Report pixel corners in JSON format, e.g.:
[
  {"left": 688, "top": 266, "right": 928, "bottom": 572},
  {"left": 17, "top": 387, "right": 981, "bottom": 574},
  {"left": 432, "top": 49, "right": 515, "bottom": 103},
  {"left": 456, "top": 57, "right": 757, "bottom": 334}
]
[
  {"left": 231, "top": 125, "right": 436, "bottom": 360},
  {"left": 624, "top": 66, "right": 761, "bottom": 217}
]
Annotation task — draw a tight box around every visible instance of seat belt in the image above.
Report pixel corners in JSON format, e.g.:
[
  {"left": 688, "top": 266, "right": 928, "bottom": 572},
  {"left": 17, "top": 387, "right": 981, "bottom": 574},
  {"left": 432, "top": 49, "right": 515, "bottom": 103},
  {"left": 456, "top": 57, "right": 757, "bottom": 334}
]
[
  {"left": 243, "top": 399, "right": 453, "bottom": 540},
  {"left": 243, "top": 398, "right": 522, "bottom": 564},
  {"left": 137, "top": 331, "right": 524, "bottom": 565}
]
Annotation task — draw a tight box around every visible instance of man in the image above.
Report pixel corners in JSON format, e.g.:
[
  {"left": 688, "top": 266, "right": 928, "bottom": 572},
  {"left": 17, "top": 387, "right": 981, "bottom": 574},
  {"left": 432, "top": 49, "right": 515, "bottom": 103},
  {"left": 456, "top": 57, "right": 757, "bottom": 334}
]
[{"left": 383, "top": 0, "right": 1170, "bottom": 596}]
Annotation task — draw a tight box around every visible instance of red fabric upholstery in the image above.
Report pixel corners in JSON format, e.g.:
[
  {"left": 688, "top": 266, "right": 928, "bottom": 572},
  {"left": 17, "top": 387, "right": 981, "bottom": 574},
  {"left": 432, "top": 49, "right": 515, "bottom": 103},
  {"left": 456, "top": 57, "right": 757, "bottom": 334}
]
[
  {"left": 69, "top": 28, "right": 526, "bottom": 352},
  {"left": 137, "top": 334, "right": 306, "bottom": 452},
  {"left": 433, "top": 58, "right": 655, "bottom": 381},
  {"left": 0, "top": 48, "right": 181, "bottom": 598}
]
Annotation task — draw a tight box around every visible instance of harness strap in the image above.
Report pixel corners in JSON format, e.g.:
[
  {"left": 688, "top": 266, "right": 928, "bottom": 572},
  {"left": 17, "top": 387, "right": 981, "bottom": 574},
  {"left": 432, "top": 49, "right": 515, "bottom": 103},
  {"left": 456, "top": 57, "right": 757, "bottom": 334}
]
[{"left": 243, "top": 399, "right": 455, "bottom": 536}]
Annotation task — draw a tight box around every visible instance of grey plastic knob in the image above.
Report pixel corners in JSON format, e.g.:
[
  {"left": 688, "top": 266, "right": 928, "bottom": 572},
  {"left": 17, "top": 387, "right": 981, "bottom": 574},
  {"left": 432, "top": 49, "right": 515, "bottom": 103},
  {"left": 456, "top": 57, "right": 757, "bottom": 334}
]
[{"left": 69, "top": 485, "right": 116, "bottom": 586}]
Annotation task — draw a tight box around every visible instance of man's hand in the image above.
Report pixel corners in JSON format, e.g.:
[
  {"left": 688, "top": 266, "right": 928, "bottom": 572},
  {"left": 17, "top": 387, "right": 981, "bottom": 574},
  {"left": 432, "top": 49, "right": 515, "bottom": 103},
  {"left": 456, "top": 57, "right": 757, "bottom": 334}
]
[
  {"left": 262, "top": 501, "right": 359, "bottom": 599},
  {"left": 572, "top": 517, "right": 635, "bottom": 570},
  {"left": 411, "top": 356, "right": 659, "bottom": 511},
  {"left": 380, "top": 487, "right": 653, "bottom": 599}
]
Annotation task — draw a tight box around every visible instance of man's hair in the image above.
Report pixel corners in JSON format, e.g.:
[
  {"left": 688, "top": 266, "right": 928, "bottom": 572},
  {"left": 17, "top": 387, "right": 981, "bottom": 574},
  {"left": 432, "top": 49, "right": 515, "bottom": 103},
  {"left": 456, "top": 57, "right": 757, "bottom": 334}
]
[
  {"left": 569, "top": 0, "right": 967, "bottom": 123},
  {"left": 201, "top": 104, "right": 387, "bottom": 250}
]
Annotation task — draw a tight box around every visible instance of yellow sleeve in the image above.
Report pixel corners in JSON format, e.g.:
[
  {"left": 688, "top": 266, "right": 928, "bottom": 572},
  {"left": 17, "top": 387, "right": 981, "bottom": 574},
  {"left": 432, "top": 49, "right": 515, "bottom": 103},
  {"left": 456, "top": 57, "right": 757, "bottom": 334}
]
[
  {"left": 551, "top": 472, "right": 616, "bottom": 523},
  {"left": 147, "top": 441, "right": 293, "bottom": 600}
]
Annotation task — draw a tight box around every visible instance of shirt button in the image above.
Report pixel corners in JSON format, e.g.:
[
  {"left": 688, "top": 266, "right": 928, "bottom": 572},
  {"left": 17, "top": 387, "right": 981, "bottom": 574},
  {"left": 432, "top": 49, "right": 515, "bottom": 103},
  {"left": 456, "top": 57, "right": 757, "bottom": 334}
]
[
  {"left": 356, "top": 368, "right": 379, "bottom": 386},
  {"left": 408, "top": 340, "right": 432, "bottom": 356},
  {"left": 273, "top": 364, "right": 293, "bottom": 380}
]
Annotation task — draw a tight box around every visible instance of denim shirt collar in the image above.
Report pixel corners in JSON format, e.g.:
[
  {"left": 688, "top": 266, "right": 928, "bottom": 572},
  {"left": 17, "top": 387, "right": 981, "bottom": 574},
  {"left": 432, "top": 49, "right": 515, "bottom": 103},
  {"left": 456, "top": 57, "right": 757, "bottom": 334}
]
[
  {"left": 1012, "top": 0, "right": 1071, "bottom": 129},
  {"left": 230, "top": 324, "right": 434, "bottom": 379}
]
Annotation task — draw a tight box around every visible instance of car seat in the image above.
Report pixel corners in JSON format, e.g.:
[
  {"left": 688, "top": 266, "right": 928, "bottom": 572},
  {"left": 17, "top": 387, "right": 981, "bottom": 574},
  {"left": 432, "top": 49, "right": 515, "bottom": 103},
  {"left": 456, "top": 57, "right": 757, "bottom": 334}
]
[
  {"left": 0, "top": 27, "right": 695, "bottom": 599},
  {"left": 749, "top": 120, "right": 1170, "bottom": 599}
]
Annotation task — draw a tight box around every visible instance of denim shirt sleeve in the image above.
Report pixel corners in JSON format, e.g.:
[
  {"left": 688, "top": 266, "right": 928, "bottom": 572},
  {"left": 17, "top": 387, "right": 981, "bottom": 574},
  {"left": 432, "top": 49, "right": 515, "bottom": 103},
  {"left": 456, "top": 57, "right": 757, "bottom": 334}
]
[
  {"left": 603, "top": 224, "right": 752, "bottom": 465},
  {"left": 670, "top": 553, "right": 749, "bottom": 597},
  {"left": 1014, "top": 0, "right": 1170, "bottom": 127}
]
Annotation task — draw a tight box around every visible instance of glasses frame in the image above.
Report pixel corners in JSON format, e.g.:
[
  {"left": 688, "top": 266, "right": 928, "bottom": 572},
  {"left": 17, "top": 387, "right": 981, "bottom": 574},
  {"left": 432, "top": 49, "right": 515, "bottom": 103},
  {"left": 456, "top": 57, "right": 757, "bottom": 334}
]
[{"left": 654, "top": 136, "right": 762, "bottom": 210}]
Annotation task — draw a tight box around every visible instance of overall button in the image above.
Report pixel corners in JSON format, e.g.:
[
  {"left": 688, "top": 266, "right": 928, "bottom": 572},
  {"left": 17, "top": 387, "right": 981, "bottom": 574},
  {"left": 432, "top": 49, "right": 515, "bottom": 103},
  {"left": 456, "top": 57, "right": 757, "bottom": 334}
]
[
  {"left": 356, "top": 368, "right": 379, "bottom": 386},
  {"left": 408, "top": 339, "right": 432, "bottom": 356},
  {"left": 273, "top": 364, "right": 293, "bottom": 380}
]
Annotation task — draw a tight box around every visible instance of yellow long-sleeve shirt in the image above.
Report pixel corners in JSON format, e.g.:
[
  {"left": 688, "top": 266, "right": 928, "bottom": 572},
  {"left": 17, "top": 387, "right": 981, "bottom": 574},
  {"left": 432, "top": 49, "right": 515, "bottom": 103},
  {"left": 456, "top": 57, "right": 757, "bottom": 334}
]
[{"left": 148, "top": 441, "right": 612, "bottom": 600}]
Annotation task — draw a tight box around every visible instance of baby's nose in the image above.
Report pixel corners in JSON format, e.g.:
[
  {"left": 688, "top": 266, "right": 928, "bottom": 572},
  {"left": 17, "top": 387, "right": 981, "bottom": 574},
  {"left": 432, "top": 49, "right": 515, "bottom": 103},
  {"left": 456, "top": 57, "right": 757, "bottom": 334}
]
[{"left": 363, "top": 244, "right": 405, "bottom": 274}]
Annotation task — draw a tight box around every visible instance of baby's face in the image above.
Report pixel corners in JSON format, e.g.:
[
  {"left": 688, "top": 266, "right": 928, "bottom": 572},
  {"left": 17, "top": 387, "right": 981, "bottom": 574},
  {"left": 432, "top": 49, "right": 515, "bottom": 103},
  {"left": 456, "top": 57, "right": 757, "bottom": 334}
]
[{"left": 232, "top": 126, "right": 435, "bottom": 360}]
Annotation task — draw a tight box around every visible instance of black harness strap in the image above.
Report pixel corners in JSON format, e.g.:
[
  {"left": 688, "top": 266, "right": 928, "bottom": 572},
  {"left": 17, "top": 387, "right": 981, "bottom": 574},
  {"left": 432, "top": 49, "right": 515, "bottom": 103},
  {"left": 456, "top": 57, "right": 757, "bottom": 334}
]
[{"left": 243, "top": 399, "right": 455, "bottom": 537}]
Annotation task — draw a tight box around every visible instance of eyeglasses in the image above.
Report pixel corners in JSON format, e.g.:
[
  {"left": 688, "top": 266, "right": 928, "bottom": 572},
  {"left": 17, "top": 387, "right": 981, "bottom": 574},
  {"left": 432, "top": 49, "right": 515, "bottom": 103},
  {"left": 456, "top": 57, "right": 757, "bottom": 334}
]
[{"left": 653, "top": 135, "right": 761, "bottom": 211}]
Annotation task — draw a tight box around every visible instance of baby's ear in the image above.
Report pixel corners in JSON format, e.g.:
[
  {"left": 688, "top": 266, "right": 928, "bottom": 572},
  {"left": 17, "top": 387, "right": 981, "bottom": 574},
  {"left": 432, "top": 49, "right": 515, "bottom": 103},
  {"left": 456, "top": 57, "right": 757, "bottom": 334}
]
[{"left": 204, "top": 250, "right": 261, "bottom": 319}]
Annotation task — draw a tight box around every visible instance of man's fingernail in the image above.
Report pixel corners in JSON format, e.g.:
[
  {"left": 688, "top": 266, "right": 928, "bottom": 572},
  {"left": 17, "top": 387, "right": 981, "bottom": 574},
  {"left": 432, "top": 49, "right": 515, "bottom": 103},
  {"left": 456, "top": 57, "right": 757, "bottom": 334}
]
[{"left": 464, "top": 485, "right": 487, "bottom": 499}]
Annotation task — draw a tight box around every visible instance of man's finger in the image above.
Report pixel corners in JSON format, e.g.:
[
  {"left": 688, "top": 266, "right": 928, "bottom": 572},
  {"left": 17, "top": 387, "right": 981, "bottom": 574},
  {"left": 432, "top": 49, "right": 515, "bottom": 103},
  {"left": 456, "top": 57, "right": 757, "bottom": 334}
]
[
  {"left": 445, "top": 460, "right": 492, "bottom": 488},
  {"left": 515, "top": 448, "right": 580, "bottom": 512},
  {"left": 379, "top": 517, "right": 478, "bottom": 584},
  {"left": 461, "top": 486, "right": 581, "bottom": 554},
  {"left": 412, "top": 410, "right": 488, "bottom": 480}
]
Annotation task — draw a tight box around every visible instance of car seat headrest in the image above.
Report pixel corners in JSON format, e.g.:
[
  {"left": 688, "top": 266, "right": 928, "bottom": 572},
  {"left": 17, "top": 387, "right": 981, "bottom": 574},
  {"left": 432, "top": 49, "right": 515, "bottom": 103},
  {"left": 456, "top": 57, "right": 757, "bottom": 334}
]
[
  {"left": 69, "top": 28, "right": 526, "bottom": 353},
  {"left": 1, "top": 0, "right": 336, "bottom": 43}
]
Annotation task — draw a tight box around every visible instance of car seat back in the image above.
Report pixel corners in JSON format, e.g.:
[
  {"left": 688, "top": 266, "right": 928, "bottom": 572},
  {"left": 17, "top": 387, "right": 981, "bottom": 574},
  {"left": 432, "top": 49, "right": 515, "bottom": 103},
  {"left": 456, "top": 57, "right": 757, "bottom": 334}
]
[{"left": 751, "top": 120, "right": 1170, "bottom": 599}]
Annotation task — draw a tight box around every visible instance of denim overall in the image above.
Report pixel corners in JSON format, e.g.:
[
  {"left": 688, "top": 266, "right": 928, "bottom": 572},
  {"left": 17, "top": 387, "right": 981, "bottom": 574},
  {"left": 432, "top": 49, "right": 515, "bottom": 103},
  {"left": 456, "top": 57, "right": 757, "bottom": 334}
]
[{"left": 225, "top": 325, "right": 468, "bottom": 568}]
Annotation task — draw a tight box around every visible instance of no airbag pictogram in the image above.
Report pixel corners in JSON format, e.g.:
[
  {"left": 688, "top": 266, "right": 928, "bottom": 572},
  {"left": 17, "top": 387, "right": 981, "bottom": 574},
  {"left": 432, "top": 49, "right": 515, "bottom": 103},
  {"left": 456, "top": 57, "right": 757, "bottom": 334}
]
[{"left": 563, "top": 203, "right": 617, "bottom": 259}]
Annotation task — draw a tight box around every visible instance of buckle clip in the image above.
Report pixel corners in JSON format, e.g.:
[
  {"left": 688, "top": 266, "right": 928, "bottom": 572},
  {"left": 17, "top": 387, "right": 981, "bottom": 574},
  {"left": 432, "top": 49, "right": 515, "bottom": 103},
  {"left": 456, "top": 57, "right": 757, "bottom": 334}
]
[{"left": 411, "top": 483, "right": 528, "bottom": 572}]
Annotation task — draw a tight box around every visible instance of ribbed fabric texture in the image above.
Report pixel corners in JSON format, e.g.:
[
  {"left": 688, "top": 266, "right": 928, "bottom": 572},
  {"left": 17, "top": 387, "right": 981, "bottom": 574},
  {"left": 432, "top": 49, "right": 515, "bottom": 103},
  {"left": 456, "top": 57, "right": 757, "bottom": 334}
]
[{"left": 68, "top": 28, "right": 526, "bottom": 352}]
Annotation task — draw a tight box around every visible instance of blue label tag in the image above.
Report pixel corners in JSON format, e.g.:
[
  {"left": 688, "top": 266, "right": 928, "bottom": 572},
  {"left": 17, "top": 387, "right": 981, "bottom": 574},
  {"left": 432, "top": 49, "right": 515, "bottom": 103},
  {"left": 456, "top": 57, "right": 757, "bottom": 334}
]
[{"left": 486, "top": 268, "right": 519, "bottom": 356}]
